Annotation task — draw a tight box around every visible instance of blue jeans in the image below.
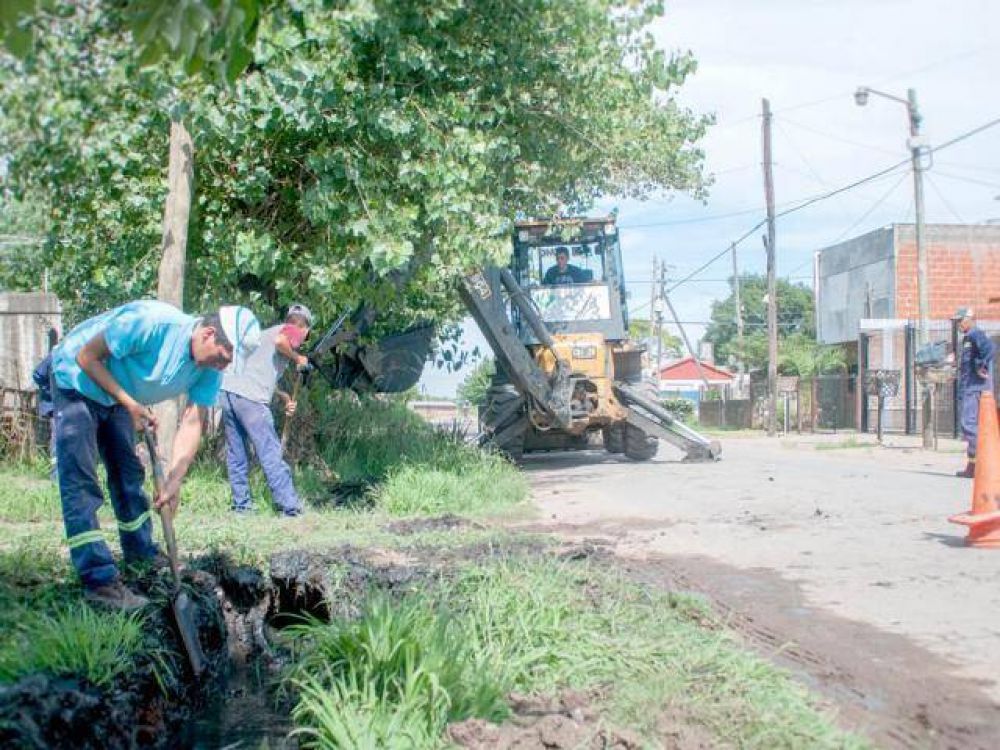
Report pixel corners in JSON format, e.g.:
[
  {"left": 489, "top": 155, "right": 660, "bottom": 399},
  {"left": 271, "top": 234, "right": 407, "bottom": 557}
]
[
  {"left": 960, "top": 389, "right": 984, "bottom": 458},
  {"left": 53, "top": 387, "right": 158, "bottom": 589},
  {"left": 220, "top": 391, "right": 301, "bottom": 514}
]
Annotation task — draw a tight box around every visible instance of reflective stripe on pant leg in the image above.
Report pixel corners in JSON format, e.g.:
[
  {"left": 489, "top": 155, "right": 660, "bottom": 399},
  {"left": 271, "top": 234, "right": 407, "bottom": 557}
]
[
  {"left": 238, "top": 396, "right": 301, "bottom": 513},
  {"left": 54, "top": 388, "right": 118, "bottom": 589},
  {"left": 222, "top": 392, "right": 254, "bottom": 510},
  {"left": 98, "top": 403, "right": 158, "bottom": 561}
]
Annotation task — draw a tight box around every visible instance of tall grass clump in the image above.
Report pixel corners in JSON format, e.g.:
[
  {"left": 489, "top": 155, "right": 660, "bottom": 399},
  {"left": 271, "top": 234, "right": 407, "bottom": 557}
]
[
  {"left": 284, "top": 558, "right": 865, "bottom": 749},
  {"left": 374, "top": 457, "right": 526, "bottom": 516},
  {"left": 302, "top": 393, "right": 527, "bottom": 516},
  {"left": 0, "top": 604, "right": 145, "bottom": 687},
  {"left": 286, "top": 596, "right": 507, "bottom": 748}
]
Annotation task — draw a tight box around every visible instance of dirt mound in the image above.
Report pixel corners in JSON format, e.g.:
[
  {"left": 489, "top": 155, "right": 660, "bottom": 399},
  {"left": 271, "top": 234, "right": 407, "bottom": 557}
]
[
  {"left": 269, "top": 545, "right": 423, "bottom": 623},
  {"left": 384, "top": 513, "right": 484, "bottom": 535},
  {"left": 448, "top": 691, "right": 643, "bottom": 750}
]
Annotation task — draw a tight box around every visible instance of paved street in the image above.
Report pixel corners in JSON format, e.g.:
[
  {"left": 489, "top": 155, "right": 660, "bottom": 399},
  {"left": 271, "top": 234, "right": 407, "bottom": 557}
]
[{"left": 519, "top": 433, "right": 1000, "bottom": 748}]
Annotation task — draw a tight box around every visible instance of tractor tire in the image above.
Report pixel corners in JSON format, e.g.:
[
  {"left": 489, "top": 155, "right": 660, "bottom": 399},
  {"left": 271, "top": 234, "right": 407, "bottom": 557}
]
[
  {"left": 623, "top": 423, "right": 658, "bottom": 461},
  {"left": 480, "top": 384, "right": 527, "bottom": 461},
  {"left": 602, "top": 425, "right": 625, "bottom": 454}
]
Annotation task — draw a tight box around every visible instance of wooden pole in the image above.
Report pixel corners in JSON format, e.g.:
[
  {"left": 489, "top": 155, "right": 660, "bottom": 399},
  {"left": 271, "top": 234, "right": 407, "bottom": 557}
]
[
  {"left": 153, "top": 119, "right": 194, "bottom": 463},
  {"left": 762, "top": 98, "right": 778, "bottom": 438}
]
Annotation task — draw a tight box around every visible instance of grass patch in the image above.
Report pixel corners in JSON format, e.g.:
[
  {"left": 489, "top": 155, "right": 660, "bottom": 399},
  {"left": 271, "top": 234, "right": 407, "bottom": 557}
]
[
  {"left": 284, "top": 558, "right": 866, "bottom": 749},
  {"left": 0, "top": 604, "right": 145, "bottom": 688},
  {"left": 374, "top": 460, "right": 527, "bottom": 516}
]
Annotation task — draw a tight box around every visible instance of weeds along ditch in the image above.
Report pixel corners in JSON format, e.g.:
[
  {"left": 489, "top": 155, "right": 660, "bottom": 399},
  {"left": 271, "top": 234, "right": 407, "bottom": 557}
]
[{"left": 0, "top": 394, "right": 863, "bottom": 748}]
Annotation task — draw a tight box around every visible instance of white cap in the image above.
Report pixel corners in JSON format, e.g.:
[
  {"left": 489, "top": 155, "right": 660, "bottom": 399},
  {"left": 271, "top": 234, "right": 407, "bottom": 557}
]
[{"left": 219, "top": 305, "right": 261, "bottom": 373}]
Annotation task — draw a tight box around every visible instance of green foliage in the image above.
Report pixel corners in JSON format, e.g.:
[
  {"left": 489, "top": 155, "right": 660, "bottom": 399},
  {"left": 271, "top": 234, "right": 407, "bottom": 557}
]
[
  {"left": 285, "top": 558, "right": 866, "bottom": 749},
  {"left": 455, "top": 357, "right": 494, "bottom": 407},
  {"left": 778, "top": 334, "right": 846, "bottom": 378},
  {"left": 375, "top": 462, "right": 525, "bottom": 517},
  {"left": 287, "top": 597, "right": 508, "bottom": 748},
  {"left": 1, "top": 0, "right": 260, "bottom": 84},
  {"left": 0, "top": 604, "right": 145, "bottom": 687},
  {"left": 660, "top": 396, "right": 695, "bottom": 422},
  {"left": 1, "top": 0, "right": 708, "bottom": 326},
  {"left": 0, "top": 192, "right": 48, "bottom": 292},
  {"left": 703, "top": 274, "right": 815, "bottom": 371}
]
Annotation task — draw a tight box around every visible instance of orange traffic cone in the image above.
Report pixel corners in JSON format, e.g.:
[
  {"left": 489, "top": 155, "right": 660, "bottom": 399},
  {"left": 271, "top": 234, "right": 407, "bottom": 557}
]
[{"left": 949, "top": 391, "right": 1000, "bottom": 547}]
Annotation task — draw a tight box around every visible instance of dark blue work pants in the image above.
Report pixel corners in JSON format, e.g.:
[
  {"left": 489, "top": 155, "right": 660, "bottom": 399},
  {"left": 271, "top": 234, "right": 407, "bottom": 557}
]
[
  {"left": 53, "top": 387, "right": 158, "bottom": 589},
  {"left": 960, "top": 389, "right": 984, "bottom": 459},
  {"left": 220, "top": 391, "right": 301, "bottom": 514}
]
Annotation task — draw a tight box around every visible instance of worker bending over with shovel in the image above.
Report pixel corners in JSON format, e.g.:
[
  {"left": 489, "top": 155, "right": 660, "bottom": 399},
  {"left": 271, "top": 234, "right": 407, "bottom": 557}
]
[
  {"left": 219, "top": 303, "right": 312, "bottom": 517},
  {"left": 51, "top": 301, "right": 261, "bottom": 610}
]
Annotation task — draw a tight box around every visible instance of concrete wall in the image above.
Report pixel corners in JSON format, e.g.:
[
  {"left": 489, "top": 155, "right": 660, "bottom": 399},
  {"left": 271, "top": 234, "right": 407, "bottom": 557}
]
[
  {"left": 0, "top": 292, "right": 62, "bottom": 392},
  {"left": 894, "top": 224, "right": 1000, "bottom": 320},
  {"left": 816, "top": 227, "right": 895, "bottom": 344}
]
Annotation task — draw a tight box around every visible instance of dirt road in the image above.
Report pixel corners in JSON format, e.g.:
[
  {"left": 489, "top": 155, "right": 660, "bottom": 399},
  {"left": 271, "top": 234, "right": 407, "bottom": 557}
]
[{"left": 519, "top": 435, "right": 1000, "bottom": 749}]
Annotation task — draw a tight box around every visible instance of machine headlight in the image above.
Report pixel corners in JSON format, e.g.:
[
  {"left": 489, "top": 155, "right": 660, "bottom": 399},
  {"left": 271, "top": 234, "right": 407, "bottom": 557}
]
[{"left": 572, "top": 345, "right": 598, "bottom": 359}]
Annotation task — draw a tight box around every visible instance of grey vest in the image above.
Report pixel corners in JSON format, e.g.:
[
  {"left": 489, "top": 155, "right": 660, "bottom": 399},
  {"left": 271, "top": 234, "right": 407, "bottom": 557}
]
[{"left": 221, "top": 325, "right": 291, "bottom": 404}]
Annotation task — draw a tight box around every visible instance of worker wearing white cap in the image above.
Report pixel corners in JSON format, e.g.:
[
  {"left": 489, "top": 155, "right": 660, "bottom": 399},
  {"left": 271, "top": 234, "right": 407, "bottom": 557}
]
[
  {"left": 50, "top": 300, "right": 261, "bottom": 609},
  {"left": 955, "top": 307, "right": 996, "bottom": 478},
  {"left": 220, "top": 303, "right": 313, "bottom": 517}
]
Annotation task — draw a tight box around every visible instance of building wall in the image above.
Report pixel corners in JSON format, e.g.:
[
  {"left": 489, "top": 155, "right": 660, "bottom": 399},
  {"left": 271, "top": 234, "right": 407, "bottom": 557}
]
[
  {"left": 816, "top": 227, "right": 895, "bottom": 344},
  {"left": 894, "top": 224, "right": 1000, "bottom": 321},
  {"left": 0, "top": 292, "right": 62, "bottom": 393}
]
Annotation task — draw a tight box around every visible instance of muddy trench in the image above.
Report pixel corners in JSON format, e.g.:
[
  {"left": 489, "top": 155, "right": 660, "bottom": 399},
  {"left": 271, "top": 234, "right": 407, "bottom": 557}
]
[
  {"left": 0, "top": 543, "right": 430, "bottom": 749},
  {"left": 0, "top": 535, "right": 653, "bottom": 750}
]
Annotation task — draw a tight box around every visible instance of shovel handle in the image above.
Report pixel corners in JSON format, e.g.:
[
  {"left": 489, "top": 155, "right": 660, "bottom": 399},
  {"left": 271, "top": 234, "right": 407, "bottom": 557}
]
[
  {"left": 280, "top": 374, "right": 302, "bottom": 451},
  {"left": 142, "top": 429, "right": 182, "bottom": 588}
]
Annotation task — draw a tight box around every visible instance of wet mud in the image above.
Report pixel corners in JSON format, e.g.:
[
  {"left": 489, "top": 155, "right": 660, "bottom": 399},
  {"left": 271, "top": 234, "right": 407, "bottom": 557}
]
[{"left": 0, "top": 565, "right": 229, "bottom": 749}]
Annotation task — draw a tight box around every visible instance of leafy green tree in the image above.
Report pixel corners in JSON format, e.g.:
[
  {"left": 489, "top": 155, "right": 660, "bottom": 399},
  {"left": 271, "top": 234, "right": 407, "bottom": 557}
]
[
  {"left": 702, "top": 275, "right": 814, "bottom": 371},
  {"left": 1, "top": 0, "right": 709, "bottom": 327},
  {"left": 778, "top": 334, "right": 845, "bottom": 378},
  {"left": 1, "top": 0, "right": 260, "bottom": 82},
  {"left": 457, "top": 357, "right": 495, "bottom": 407},
  {"left": 0, "top": 192, "right": 47, "bottom": 291}
]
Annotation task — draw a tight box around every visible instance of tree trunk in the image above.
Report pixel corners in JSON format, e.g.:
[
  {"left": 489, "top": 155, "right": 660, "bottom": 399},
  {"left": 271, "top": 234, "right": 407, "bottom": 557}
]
[{"left": 153, "top": 119, "right": 194, "bottom": 464}]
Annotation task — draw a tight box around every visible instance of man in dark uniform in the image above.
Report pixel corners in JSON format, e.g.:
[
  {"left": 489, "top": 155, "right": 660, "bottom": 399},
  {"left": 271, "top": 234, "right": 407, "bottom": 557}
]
[
  {"left": 543, "top": 246, "right": 589, "bottom": 285},
  {"left": 955, "top": 307, "right": 996, "bottom": 477}
]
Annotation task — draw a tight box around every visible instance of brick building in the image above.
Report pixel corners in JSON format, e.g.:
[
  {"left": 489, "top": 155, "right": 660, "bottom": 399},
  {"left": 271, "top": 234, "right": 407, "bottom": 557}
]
[{"left": 815, "top": 223, "right": 1000, "bottom": 433}]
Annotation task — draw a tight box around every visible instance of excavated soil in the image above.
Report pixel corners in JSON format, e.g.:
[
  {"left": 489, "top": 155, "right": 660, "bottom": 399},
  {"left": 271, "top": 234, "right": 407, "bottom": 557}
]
[{"left": 448, "top": 690, "right": 649, "bottom": 750}]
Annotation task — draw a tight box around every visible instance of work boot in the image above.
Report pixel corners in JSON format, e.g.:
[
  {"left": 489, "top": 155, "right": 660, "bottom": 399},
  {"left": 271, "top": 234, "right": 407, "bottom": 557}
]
[
  {"left": 956, "top": 460, "right": 976, "bottom": 478},
  {"left": 84, "top": 580, "right": 150, "bottom": 611}
]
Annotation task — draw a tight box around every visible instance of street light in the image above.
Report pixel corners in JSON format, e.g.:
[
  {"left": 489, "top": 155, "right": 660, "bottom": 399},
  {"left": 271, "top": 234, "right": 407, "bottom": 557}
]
[{"left": 855, "top": 85, "right": 932, "bottom": 447}]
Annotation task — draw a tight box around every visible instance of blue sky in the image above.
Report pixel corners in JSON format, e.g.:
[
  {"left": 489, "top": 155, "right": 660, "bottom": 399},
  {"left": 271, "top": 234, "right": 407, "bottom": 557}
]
[{"left": 420, "top": 0, "right": 1000, "bottom": 397}]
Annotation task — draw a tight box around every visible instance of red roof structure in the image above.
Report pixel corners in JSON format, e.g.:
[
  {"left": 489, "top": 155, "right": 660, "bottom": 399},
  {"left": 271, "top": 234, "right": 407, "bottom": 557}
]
[{"left": 658, "top": 357, "right": 733, "bottom": 383}]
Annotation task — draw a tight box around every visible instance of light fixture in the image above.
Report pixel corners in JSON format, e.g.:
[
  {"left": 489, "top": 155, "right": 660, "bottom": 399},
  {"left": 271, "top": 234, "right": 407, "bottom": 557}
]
[{"left": 854, "top": 87, "right": 869, "bottom": 107}]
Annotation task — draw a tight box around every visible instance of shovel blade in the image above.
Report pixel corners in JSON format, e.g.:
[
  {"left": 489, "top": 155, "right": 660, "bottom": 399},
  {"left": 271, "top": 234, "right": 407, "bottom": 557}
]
[{"left": 172, "top": 591, "right": 206, "bottom": 677}]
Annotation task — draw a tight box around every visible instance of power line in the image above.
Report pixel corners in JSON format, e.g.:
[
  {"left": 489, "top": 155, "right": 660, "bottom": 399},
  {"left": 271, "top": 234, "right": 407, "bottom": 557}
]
[
  {"left": 654, "top": 114, "right": 1000, "bottom": 295},
  {"left": 830, "top": 170, "right": 911, "bottom": 245},
  {"left": 926, "top": 174, "right": 966, "bottom": 224},
  {"left": 930, "top": 170, "right": 1000, "bottom": 191}
]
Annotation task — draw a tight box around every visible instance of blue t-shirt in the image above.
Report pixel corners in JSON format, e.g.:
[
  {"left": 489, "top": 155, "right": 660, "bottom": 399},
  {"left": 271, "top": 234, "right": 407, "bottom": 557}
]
[{"left": 52, "top": 300, "right": 222, "bottom": 407}]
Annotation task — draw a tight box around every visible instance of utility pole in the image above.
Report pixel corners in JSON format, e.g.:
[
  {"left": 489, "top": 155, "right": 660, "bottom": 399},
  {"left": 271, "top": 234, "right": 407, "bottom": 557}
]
[
  {"left": 762, "top": 98, "right": 778, "bottom": 437},
  {"left": 855, "top": 85, "right": 931, "bottom": 447},
  {"left": 650, "top": 256, "right": 661, "bottom": 380},
  {"left": 907, "top": 88, "right": 934, "bottom": 449},
  {"left": 730, "top": 243, "right": 744, "bottom": 376}
]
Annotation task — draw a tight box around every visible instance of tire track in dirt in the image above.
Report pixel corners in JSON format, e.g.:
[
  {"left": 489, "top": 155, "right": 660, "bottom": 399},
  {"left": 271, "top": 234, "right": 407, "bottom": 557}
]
[{"left": 621, "top": 553, "right": 1000, "bottom": 750}]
